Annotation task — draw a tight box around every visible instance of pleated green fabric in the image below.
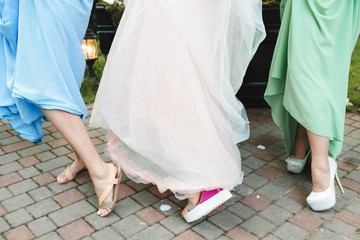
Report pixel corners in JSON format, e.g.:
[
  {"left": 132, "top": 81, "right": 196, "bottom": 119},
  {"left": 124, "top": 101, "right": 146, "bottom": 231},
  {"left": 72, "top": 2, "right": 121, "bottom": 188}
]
[{"left": 264, "top": 0, "right": 360, "bottom": 158}]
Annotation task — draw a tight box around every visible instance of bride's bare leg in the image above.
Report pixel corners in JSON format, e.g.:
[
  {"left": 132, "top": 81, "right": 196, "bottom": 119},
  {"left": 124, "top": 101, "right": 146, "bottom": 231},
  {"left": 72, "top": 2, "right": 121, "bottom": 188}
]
[{"left": 42, "top": 109, "right": 114, "bottom": 216}]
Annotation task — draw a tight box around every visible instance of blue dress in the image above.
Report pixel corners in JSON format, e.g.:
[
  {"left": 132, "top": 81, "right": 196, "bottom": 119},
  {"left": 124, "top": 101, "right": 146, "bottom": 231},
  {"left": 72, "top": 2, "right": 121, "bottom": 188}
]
[{"left": 0, "top": 0, "right": 93, "bottom": 142}]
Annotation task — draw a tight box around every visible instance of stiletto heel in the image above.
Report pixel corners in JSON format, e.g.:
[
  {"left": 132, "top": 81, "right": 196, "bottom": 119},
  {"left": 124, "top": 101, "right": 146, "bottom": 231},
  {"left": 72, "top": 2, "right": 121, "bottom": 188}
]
[
  {"left": 286, "top": 150, "right": 311, "bottom": 173},
  {"left": 335, "top": 172, "right": 344, "bottom": 194},
  {"left": 306, "top": 157, "right": 343, "bottom": 211}
]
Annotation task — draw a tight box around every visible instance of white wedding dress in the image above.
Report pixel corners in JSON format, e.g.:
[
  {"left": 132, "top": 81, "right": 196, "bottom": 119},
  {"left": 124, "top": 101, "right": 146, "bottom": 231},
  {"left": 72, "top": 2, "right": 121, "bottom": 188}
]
[{"left": 90, "top": 0, "right": 265, "bottom": 199}]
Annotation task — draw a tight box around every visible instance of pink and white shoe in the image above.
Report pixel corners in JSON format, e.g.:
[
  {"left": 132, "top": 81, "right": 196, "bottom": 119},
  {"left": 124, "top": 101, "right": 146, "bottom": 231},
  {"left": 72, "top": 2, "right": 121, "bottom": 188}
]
[{"left": 182, "top": 189, "right": 232, "bottom": 223}]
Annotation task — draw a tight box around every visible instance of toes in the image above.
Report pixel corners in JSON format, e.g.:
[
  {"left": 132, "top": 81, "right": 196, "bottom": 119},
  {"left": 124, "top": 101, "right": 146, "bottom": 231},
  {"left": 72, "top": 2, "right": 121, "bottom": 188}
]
[{"left": 97, "top": 208, "right": 111, "bottom": 217}]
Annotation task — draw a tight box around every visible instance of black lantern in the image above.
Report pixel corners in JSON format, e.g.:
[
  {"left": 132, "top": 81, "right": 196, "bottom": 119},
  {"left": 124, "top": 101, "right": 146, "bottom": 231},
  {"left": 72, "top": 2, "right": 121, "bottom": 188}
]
[{"left": 82, "top": 29, "right": 98, "bottom": 60}]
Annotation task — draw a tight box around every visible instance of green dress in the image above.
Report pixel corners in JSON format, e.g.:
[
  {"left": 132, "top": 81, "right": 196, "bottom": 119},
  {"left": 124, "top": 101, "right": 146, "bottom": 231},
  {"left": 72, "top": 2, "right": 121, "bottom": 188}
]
[{"left": 264, "top": 0, "right": 360, "bottom": 158}]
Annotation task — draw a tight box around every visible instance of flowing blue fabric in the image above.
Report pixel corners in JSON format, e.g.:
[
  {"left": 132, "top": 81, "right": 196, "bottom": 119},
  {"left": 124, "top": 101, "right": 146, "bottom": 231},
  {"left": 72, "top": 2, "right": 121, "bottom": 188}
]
[{"left": 0, "top": 0, "right": 93, "bottom": 142}]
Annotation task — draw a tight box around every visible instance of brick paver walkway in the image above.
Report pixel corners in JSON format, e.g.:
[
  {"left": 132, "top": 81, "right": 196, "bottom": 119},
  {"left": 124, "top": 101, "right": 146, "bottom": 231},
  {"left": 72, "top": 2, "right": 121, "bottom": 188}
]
[{"left": 0, "top": 105, "right": 359, "bottom": 240}]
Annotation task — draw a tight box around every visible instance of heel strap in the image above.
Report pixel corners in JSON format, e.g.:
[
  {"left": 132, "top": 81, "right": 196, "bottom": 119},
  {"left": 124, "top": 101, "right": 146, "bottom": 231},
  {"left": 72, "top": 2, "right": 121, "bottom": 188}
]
[{"left": 98, "top": 164, "right": 120, "bottom": 205}]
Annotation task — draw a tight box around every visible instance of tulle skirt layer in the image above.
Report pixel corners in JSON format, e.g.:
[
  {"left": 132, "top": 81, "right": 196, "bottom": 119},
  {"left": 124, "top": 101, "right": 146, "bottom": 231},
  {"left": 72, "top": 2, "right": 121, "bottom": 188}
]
[
  {"left": 90, "top": 0, "right": 265, "bottom": 199},
  {"left": 0, "top": 0, "right": 92, "bottom": 142}
]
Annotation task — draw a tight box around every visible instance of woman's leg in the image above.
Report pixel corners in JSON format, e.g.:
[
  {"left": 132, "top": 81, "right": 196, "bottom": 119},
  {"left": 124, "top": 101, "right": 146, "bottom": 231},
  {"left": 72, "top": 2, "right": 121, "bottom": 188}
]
[
  {"left": 306, "top": 130, "right": 330, "bottom": 192},
  {"left": 42, "top": 109, "right": 115, "bottom": 216},
  {"left": 293, "top": 124, "right": 310, "bottom": 159}
]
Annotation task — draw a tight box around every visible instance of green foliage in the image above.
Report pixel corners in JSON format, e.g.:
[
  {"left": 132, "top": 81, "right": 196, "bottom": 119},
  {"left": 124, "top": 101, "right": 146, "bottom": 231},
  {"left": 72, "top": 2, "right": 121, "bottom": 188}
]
[
  {"left": 262, "top": 0, "right": 281, "bottom": 7},
  {"left": 97, "top": 0, "right": 125, "bottom": 28},
  {"left": 93, "top": 54, "right": 106, "bottom": 80},
  {"left": 348, "top": 38, "right": 360, "bottom": 112}
]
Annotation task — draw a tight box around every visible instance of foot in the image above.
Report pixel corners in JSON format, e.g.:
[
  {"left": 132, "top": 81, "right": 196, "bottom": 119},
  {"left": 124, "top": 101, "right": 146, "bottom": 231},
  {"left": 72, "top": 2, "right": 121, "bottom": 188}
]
[
  {"left": 57, "top": 159, "right": 86, "bottom": 184},
  {"left": 182, "top": 192, "right": 201, "bottom": 215},
  {"left": 92, "top": 163, "right": 121, "bottom": 217}
]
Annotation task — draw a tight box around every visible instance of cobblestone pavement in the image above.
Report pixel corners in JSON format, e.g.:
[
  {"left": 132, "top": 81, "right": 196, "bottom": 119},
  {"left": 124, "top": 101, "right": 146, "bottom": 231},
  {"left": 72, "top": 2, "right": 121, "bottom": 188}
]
[{"left": 0, "top": 105, "right": 360, "bottom": 240}]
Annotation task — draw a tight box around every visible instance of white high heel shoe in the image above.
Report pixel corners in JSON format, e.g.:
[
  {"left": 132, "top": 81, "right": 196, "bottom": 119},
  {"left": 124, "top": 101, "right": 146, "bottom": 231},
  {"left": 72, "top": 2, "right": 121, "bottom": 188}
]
[
  {"left": 306, "top": 157, "right": 344, "bottom": 211},
  {"left": 286, "top": 150, "right": 311, "bottom": 173}
]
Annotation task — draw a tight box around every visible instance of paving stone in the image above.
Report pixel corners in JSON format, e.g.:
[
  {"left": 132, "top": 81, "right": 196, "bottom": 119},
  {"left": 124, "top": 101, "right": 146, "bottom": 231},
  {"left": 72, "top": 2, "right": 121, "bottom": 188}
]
[
  {"left": 0, "top": 153, "right": 20, "bottom": 164},
  {"left": 335, "top": 210, "right": 360, "bottom": 228},
  {"left": 26, "top": 198, "right": 60, "bottom": 218},
  {"left": 57, "top": 219, "right": 94, "bottom": 240},
  {"left": 173, "top": 230, "right": 204, "bottom": 240},
  {"left": 160, "top": 212, "right": 192, "bottom": 235},
  {"left": 242, "top": 157, "right": 267, "bottom": 170},
  {"left": 233, "top": 184, "right": 254, "bottom": 197},
  {"left": 273, "top": 222, "right": 309, "bottom": 240},
  {"left": 216, "top": 236, "right": 231, "bottom": 240},
  {"left": 259, "top": 205, "right": 292, "bottom": 226},
  {"left": 255, "top": 165, "right": 283, "bottom": 180},
  {"left": 48, "top": 138, "right": 68, "bottom": 148},
  {"left": 17, "top": 144, "right": 51, "bottom": 158},
  {"left": 116, "top": 183, "right": 136, "bottom": 201},
  {"left": 7, "top": 179, "right": 38, "bottom": 195},
  {"left": 35, "top": 231, "right": 62, "bottom": 240},
  {"left": 28, "top": 186, "right": 52, "bottom": 201},
  {"left": 112, "top": 215, "right": 148, "bottom": 238},
  {"left": 242, "top": 173, "right": 268, "bottom": 189},
  {"left": 309, "top": 228, "right": 342, "bottom": 240},
  {"left": 112, "top": 197, "right": 143, "bottom": 218},
  {"left": 347, "top": 170, "right": 360, "bottom": 182},
  {"left": 285, "top": 186, "right": 310, "bottom": 205},
  {"left": 47, "top": 180, "right": 78, "bottom": 194},
  {"left": 226, "top": 227, "right": 258, "bottom": 240},
  {"left": 241, "top": 215, "right": 276, "bottom": 238},
  {"left": 240, "top": 192, "right": 271, "bottom": 211},
  {"left": 337, "top": 160, "right": 355, "bottom": 172},
  {"left": 242, "top": 165, "right": 253, "bottom": 176},
  {"left": 332, "top": 195, "right": 348, "bottom": 211},
  {"left": 261, "top": 234, "right": 280, "bottom": 240},
  {"left": 53, "top": 188, "right": 85, "bottom": 207},
  {"left": 18, "top": 166, "right": 41, "bottom": 179},
  {"left": 51, "top": 146, "right": 72, "bottom": 157},
  {"left": 27, "top": 216, "right": 57, "bottom": 237},
  {"left": 272, "top": 174, "right": 301, "bottom": 190},
  {"left": 1, "top": 193, "right": 34, "bottom": 212},
  {"left": 2, "top": 141, "right": 35, "bottom": 154},
  {"left": 49, "top": 200, "right": 96, "bottom": 227},
  {"left": 18, "top": 156, "right": 40, "bottom": 168},
  {"left": 208, "top": 210, "right": 242, "bottom": 231},
  {"left": 78, "top": 181, "right": 96, "bottom": 197},
  {"left": 132, "top": 190, "right": 159, "bottom": 207},
  {"left": 74, "top": 170, "right": 91, "bottom": 185},
  {"left": 0, "top": 188, "right": 13, "bottom": 202},
  {"left": 35, "top": 156, "right": 72, "bottom": 173},
  {"left": 345, "top": 198, "right": 360, "bottom": 215},
  {"left": 323, "top": 218, "right": 356, "bottom": 239},
  {"left": 0, "top": 217, "right": 11, "bottom": 234},
  {"left": 85, "top": 213, "right": 120, "bottom": 230},
  {"left": 128, "top": 223, "right": 174, "bottom": 240},
  {"left": 257, "top": 183, "right": 287, "bottom": 201},
  {"left": 228, "top": 202, "right": 256, "bottom": 220},
  {"left": 4, "top": 208, "right": 33, "bottom": 228},
  {"left": 0, "top": 162, "right": 23, "bottom": 175},
  {"left": 36, "top": 151, "right": 57, "bottom": 162},
  {"left": 3, "top": 225, "right": 34, "bottom": 240},
  {"left": 304, "top": 207, "right": 336, "bottom": 221},
  {"left": 92, "top": 226, "right": 123, "bottom": 240},
  {"left": 288, "top": 210, "right": 323, "bottom": 232},
  {"left": 0, "top": 205, "right": 6, "bottom": 217},
  {"left": 340, "top": 186, "right": 358, "bottom": 200},
  {"left": 192, "top": 221, "right": 223, "bottom": 240},
  {"left": 152, "top": 199, "right": 181, "bottom": 217},
  {"left": 241, "top": 143, "right": 260, "bottom": 154},
  {"left": 136, "top": 206, "right": 165, "bottom": 225},
  {"left": 275, "top": 197, "right": 303, "bottom": 214}
]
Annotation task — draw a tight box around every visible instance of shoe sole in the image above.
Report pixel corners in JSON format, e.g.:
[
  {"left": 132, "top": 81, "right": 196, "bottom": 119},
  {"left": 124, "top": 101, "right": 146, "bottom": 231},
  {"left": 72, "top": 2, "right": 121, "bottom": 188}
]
[{"left": 183, "top": 189, "right": 232, "bottom": 223}]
